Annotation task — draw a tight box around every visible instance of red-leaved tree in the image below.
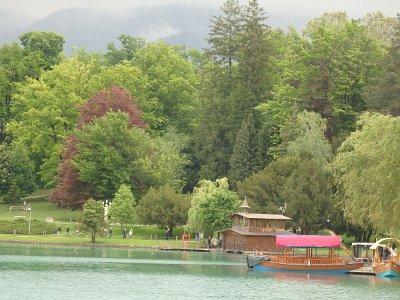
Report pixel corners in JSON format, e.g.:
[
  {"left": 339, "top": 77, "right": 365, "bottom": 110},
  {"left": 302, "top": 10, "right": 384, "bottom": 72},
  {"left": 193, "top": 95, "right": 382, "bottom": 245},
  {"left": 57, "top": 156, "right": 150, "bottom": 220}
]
[{"left": 50, "top": 86, "right": 146, "bottom": 208}]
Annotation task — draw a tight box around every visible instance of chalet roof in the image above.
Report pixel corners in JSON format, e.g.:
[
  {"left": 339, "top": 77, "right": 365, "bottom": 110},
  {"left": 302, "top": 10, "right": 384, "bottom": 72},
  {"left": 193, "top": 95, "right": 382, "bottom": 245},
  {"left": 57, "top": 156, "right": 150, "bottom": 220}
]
[
  {"left": 232, "top": 212, "right": 291, "bottom": 220},
  {"left": 220, "top": 228, "right": 295, "bottom": 236}
]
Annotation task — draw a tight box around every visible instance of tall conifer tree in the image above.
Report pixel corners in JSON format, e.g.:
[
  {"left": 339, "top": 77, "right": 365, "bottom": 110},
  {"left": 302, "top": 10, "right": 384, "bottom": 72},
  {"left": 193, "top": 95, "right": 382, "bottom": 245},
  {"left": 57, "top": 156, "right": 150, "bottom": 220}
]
[
  {"left": 195, "top": 0, "right": 243, "bottom": 180},
  {"left": 229, "top": 112, "right": 258, "bottom": 186}
]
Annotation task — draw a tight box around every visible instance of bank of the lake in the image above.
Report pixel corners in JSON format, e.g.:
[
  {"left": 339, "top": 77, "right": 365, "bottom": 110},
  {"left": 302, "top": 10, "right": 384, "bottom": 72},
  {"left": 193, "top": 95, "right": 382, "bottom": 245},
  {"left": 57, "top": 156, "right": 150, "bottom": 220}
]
[{"left": 1, "top": 243, "right": 399, "bottom": 300}]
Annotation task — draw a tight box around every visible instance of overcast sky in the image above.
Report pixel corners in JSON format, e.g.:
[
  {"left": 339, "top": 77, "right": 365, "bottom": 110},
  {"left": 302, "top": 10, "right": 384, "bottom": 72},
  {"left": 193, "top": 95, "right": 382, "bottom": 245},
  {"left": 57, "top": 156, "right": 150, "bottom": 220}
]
[{"left": 1, "top": 0, "right": 399, "bottom": 29}]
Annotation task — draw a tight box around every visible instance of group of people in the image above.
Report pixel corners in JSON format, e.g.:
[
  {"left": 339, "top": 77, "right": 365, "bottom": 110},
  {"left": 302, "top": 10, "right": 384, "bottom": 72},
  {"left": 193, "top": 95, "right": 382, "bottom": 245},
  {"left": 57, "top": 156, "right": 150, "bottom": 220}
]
[
  {"left": 122, "top": 228, "right": 134, "bottom": 239},
  {"left": 104, "top": 227, "right": 133, "bottom": 239},
  {"left": 383, "top": 243, "right": 398, "bottom": 261},
  {"left": 207, "top": 236, "right": 223, "bottom": 249},
  {"left": 56, "top": 225, "right": 78, "bottom": 238}
]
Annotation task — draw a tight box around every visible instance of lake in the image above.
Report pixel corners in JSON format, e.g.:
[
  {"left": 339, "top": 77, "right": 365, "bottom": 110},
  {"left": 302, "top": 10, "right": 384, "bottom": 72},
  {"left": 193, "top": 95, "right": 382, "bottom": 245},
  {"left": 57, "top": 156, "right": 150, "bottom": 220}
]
[{"left": 0, "top": 243, "right": 398, "bottom": 299}]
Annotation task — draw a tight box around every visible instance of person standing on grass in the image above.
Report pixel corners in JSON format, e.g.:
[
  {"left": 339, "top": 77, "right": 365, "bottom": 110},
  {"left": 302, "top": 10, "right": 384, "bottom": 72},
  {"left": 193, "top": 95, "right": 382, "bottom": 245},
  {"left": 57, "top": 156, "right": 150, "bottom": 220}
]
[
  {"left": 123, "top": 228, "right": 127, "bottom": 239},
  {"left": 66, "top": 225, "right": 70, "bottom": 238},
  {"left": 109, "top": 227, "right": 113, "bottom": 239}
]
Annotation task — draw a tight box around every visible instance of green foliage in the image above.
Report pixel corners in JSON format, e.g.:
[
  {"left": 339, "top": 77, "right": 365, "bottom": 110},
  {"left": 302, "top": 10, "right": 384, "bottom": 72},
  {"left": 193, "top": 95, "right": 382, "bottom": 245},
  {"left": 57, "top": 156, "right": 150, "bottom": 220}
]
[
  {"left": 238, "top": 156, "right": 332, "bottom": 233},
  {"left": 272, "top": 13, "right": 384, "bottom": 141},
  {"left": 284, "top": 111, "right": 332, "bottom": 166},
  {"left": 109, "top": 184, "right": 136, "bottom": 228},
  {"left": 280, "top": 158, "right": 332, "bottom": 234},
  {"left": 8, "top": 56, "right": 94, "bottom": 187},
  {"left": 363, "top": 14, "right": 400, "bottom": 116},
  {"left": 136, "top": 185, "right": 191, "bottom": 236},
  {"left": 229, "top": 112, "right": 258, "bottom": 185},
  {"left": 188, "top": 178, "right": 240, "bottom": 235},
  {"left": 207, "top": 0, "right": 242, "bottom": 74},
  {"left": 331, "top": 113, "right": 400, "bottom": 234},
  {"left": 87, "top": 62, "right": 146, "bottom": 99},
  {"left": 133, "top": 42, "right": 199, "bottom": 133},
  {"left": 105, "top": 35, "right": 146, "bottom": 65},
  {"left": 19, "top": 31, "right": 65, "bottom": 70},
  {"left": 73, "top": 112, "right": 188, "bottom": 200},
  {"left": 82, "top": 198, "right": 104, "bottom": 243},
  {"left": 0, "top": 143, "right": 35, "bottom": 203}
]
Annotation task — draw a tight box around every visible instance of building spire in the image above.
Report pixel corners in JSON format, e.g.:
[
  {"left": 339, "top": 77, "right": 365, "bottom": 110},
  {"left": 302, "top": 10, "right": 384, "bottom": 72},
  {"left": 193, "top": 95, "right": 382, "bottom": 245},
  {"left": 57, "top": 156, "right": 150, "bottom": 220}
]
[{"left": 240, "top": 196, "right": 250, "bottom": 213}]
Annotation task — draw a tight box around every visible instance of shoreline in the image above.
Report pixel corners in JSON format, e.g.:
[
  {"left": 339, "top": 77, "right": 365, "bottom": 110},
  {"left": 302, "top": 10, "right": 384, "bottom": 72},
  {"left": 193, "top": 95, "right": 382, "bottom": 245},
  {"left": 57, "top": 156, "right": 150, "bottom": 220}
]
[
  {"left": 0, "top": 239, "right": 163, "bottom": 250},
  {"left": 0, "top": 238, "right": 215, "bottom": 252}
]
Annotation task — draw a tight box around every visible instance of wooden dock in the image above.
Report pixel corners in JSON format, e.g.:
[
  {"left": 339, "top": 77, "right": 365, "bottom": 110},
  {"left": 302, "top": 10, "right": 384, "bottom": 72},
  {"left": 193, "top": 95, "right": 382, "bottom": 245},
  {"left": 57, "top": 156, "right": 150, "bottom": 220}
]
[
  {"left": 348, "top": 266, "right": 375, "bottom": 276},
  {"left": 160, "top": 248, "right": 211, "bottom": 252}
]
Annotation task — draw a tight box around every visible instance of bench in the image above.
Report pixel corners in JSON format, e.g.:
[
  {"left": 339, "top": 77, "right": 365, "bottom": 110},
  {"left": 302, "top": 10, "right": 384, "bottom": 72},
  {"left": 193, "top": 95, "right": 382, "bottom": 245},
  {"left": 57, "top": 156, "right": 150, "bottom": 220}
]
[{"left": 10, "top": 206, "right": 26, "bottom": 211}]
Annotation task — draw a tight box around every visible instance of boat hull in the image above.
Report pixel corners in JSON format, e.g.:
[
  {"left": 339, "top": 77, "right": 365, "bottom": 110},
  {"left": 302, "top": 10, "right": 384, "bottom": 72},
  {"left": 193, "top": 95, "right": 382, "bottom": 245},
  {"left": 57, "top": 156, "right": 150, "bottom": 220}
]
[
  {"left": 372, "top": 260, "right": 400, "bottom": 278},
  {"left": 253, "top": 260, "right": 364, "bottom": 274}
]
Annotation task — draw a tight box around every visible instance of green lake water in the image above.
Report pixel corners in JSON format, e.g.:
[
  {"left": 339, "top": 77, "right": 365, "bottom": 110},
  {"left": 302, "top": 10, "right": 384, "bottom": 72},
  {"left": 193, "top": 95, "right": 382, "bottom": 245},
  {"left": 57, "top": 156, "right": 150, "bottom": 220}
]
[{"left": 0, "top": 243, "right": 399, "bottom": 299}]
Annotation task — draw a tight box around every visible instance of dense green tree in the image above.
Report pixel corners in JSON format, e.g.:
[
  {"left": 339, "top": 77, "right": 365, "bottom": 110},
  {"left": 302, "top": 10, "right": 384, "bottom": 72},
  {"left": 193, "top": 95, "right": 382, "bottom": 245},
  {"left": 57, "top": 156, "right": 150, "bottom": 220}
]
[
  {"left": 229, "top": 112, "right": 258, "bottom": 185},
  {"left": 281, "top": 158, "right": 332, "bottom": 234},
  {"left": 206, "top": 0, "right": 242, "bottom": 90},
  {"left": 232, "top": 0, "right": 273, "bottom": 115},
  {"left": 73, "top": 112, "right": 143, "bottom": 200},
  {"left": 136, "top": 185, "right": 191, "bottom": 237},
  {"left": 50, "top": 87, "right": 146, "bottom": 208},
  {"left": 188, "top": 178, "right": 240, "bottom": 235},
  {"left": 0, "top": 43, "right": 42, "bottom": 142},
  {"left": 363, "top": 14, "right": 400, "bottom": 116},
  {"left": 87, "top": 62, "right": 146, "bottom": 100},
  {"left": 19, "top": 31, "right": 65, "bottom": 70},
  {"left": 0, "top": 143, "right": 35, "bottom": 203},
  {"left": 132, "top": 42, "right": 199, "bottom": 133},
  {"left": 361, "top": 12, "right": 397, "bottom": 47},
  {"left": 109, "top": 184, "right": 136, "bottom": 228},
  {"left": 194, "top": 0, "right": 243, "bottom": 180},
  {"left": 7, "top": 56, "right": 94, "bottom": 186},
  {"left": 283, "top": 111, "right": 332, "bottom": 166},
  {"left": 73, "top": 112, "right": 188, "bottom": 201},
  {"left": 274, "top": 13, "right": 384, "bottom": 142},
  {"left": 105, "top": 35, "right": 146, "bottom": 65},
  {"left": 82, "top": 198, "right": 105, "bottom": 243},
  {"left": 331, "top": 113, "right": 400, "bottom": 234},
  {"left": 237, "top": 157, "right": 298, "bottom": 213},
  {"left": 238, "top": 156, "right": 331, "bottom": 233}
]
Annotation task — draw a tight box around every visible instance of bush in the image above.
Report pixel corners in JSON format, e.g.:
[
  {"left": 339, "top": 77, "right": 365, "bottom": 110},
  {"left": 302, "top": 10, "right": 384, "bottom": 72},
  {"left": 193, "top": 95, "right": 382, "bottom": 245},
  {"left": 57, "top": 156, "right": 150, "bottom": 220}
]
[{"left": 0, "top": 219, "right": 58, "bottom": 234}]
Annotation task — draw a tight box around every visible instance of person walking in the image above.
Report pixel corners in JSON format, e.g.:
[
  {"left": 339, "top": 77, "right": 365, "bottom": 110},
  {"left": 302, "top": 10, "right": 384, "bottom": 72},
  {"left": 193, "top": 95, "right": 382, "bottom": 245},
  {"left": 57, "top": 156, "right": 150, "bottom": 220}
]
[
  {"left": 123, "top": 228, "right": 127, "bottom": 239},
  {"left": 207, "top": 236, "right": 212, "bottom": 249},
  {"left": 65, "top": 225, "right": 70, "bottom": 238}
]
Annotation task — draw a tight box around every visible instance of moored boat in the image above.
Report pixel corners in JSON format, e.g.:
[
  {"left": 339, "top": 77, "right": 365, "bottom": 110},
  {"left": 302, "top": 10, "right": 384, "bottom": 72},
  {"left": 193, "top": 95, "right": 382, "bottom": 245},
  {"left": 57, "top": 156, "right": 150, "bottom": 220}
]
[
  {"left": 370, "top": 238, "right": 400, "bottom": 278},
  {"left": 249, "top": 235, "right": 363, "bottom": 274}
]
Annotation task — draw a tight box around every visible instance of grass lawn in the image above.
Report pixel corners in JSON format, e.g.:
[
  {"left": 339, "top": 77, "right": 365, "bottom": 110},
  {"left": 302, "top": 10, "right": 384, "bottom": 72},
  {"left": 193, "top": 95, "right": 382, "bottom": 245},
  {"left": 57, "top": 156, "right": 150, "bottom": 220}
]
[
  {"left": 0, "top": 228, "right": 204, "bottom": 249},
  {"left": 0, "top": 197, "right": 81, "bottom": 223},
  {"left": 0, "top": 195, "right": 202, "bottom": 249}
]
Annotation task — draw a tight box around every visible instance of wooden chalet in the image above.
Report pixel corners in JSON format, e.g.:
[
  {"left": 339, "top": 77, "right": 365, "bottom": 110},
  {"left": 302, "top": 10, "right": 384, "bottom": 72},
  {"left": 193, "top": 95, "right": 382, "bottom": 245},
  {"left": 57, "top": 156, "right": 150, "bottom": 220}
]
[{"left": 221, "top": 198, "right": 292, "bottom": 253}]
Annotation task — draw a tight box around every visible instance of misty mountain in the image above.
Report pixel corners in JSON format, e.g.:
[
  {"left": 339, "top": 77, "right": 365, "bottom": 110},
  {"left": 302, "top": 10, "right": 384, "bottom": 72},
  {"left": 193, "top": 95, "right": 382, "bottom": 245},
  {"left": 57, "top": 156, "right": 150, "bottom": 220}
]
[{"left": 0, "top": 5, "right": 217, "bottom": 55}]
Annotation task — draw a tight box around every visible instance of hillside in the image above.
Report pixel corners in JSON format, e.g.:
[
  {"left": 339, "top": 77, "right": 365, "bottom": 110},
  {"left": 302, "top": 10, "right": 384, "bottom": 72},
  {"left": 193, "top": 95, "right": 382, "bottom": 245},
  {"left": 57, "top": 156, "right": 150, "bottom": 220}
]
[{"left": 0, "top": 5, "right": 216, "bottom": 54}]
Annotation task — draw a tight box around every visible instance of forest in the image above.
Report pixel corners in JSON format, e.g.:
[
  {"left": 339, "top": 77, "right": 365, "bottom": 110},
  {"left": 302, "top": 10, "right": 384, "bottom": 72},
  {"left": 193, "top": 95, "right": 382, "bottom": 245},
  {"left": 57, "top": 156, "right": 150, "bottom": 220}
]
[{"left": 0, "top": 0, "right": 399, "bottom": 240}]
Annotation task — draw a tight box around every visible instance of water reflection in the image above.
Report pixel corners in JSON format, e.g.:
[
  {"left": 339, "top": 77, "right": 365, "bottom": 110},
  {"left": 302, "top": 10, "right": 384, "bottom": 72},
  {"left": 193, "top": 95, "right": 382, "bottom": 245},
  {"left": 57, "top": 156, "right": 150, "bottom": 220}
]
[{"left": 1, "top": 243, "right": 400, "bottom": 300}]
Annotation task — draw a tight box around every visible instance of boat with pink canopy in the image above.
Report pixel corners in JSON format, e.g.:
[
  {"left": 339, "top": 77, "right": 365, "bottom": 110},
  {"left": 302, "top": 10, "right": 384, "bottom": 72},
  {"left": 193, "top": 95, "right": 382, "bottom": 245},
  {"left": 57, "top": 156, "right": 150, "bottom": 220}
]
[{"left": 250, "top": 235, "right": 363, "bottom": 273}]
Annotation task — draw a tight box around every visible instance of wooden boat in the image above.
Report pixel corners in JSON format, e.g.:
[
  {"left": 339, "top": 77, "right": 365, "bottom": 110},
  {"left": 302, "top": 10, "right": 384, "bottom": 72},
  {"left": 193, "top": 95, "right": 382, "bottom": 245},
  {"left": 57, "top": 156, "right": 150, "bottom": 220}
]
[
  {"left": 249, "top": 235, "right": 363, "bottom": 274},
  {"left": 370, "top": 238, "right": 400, "bottom": 278}
]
